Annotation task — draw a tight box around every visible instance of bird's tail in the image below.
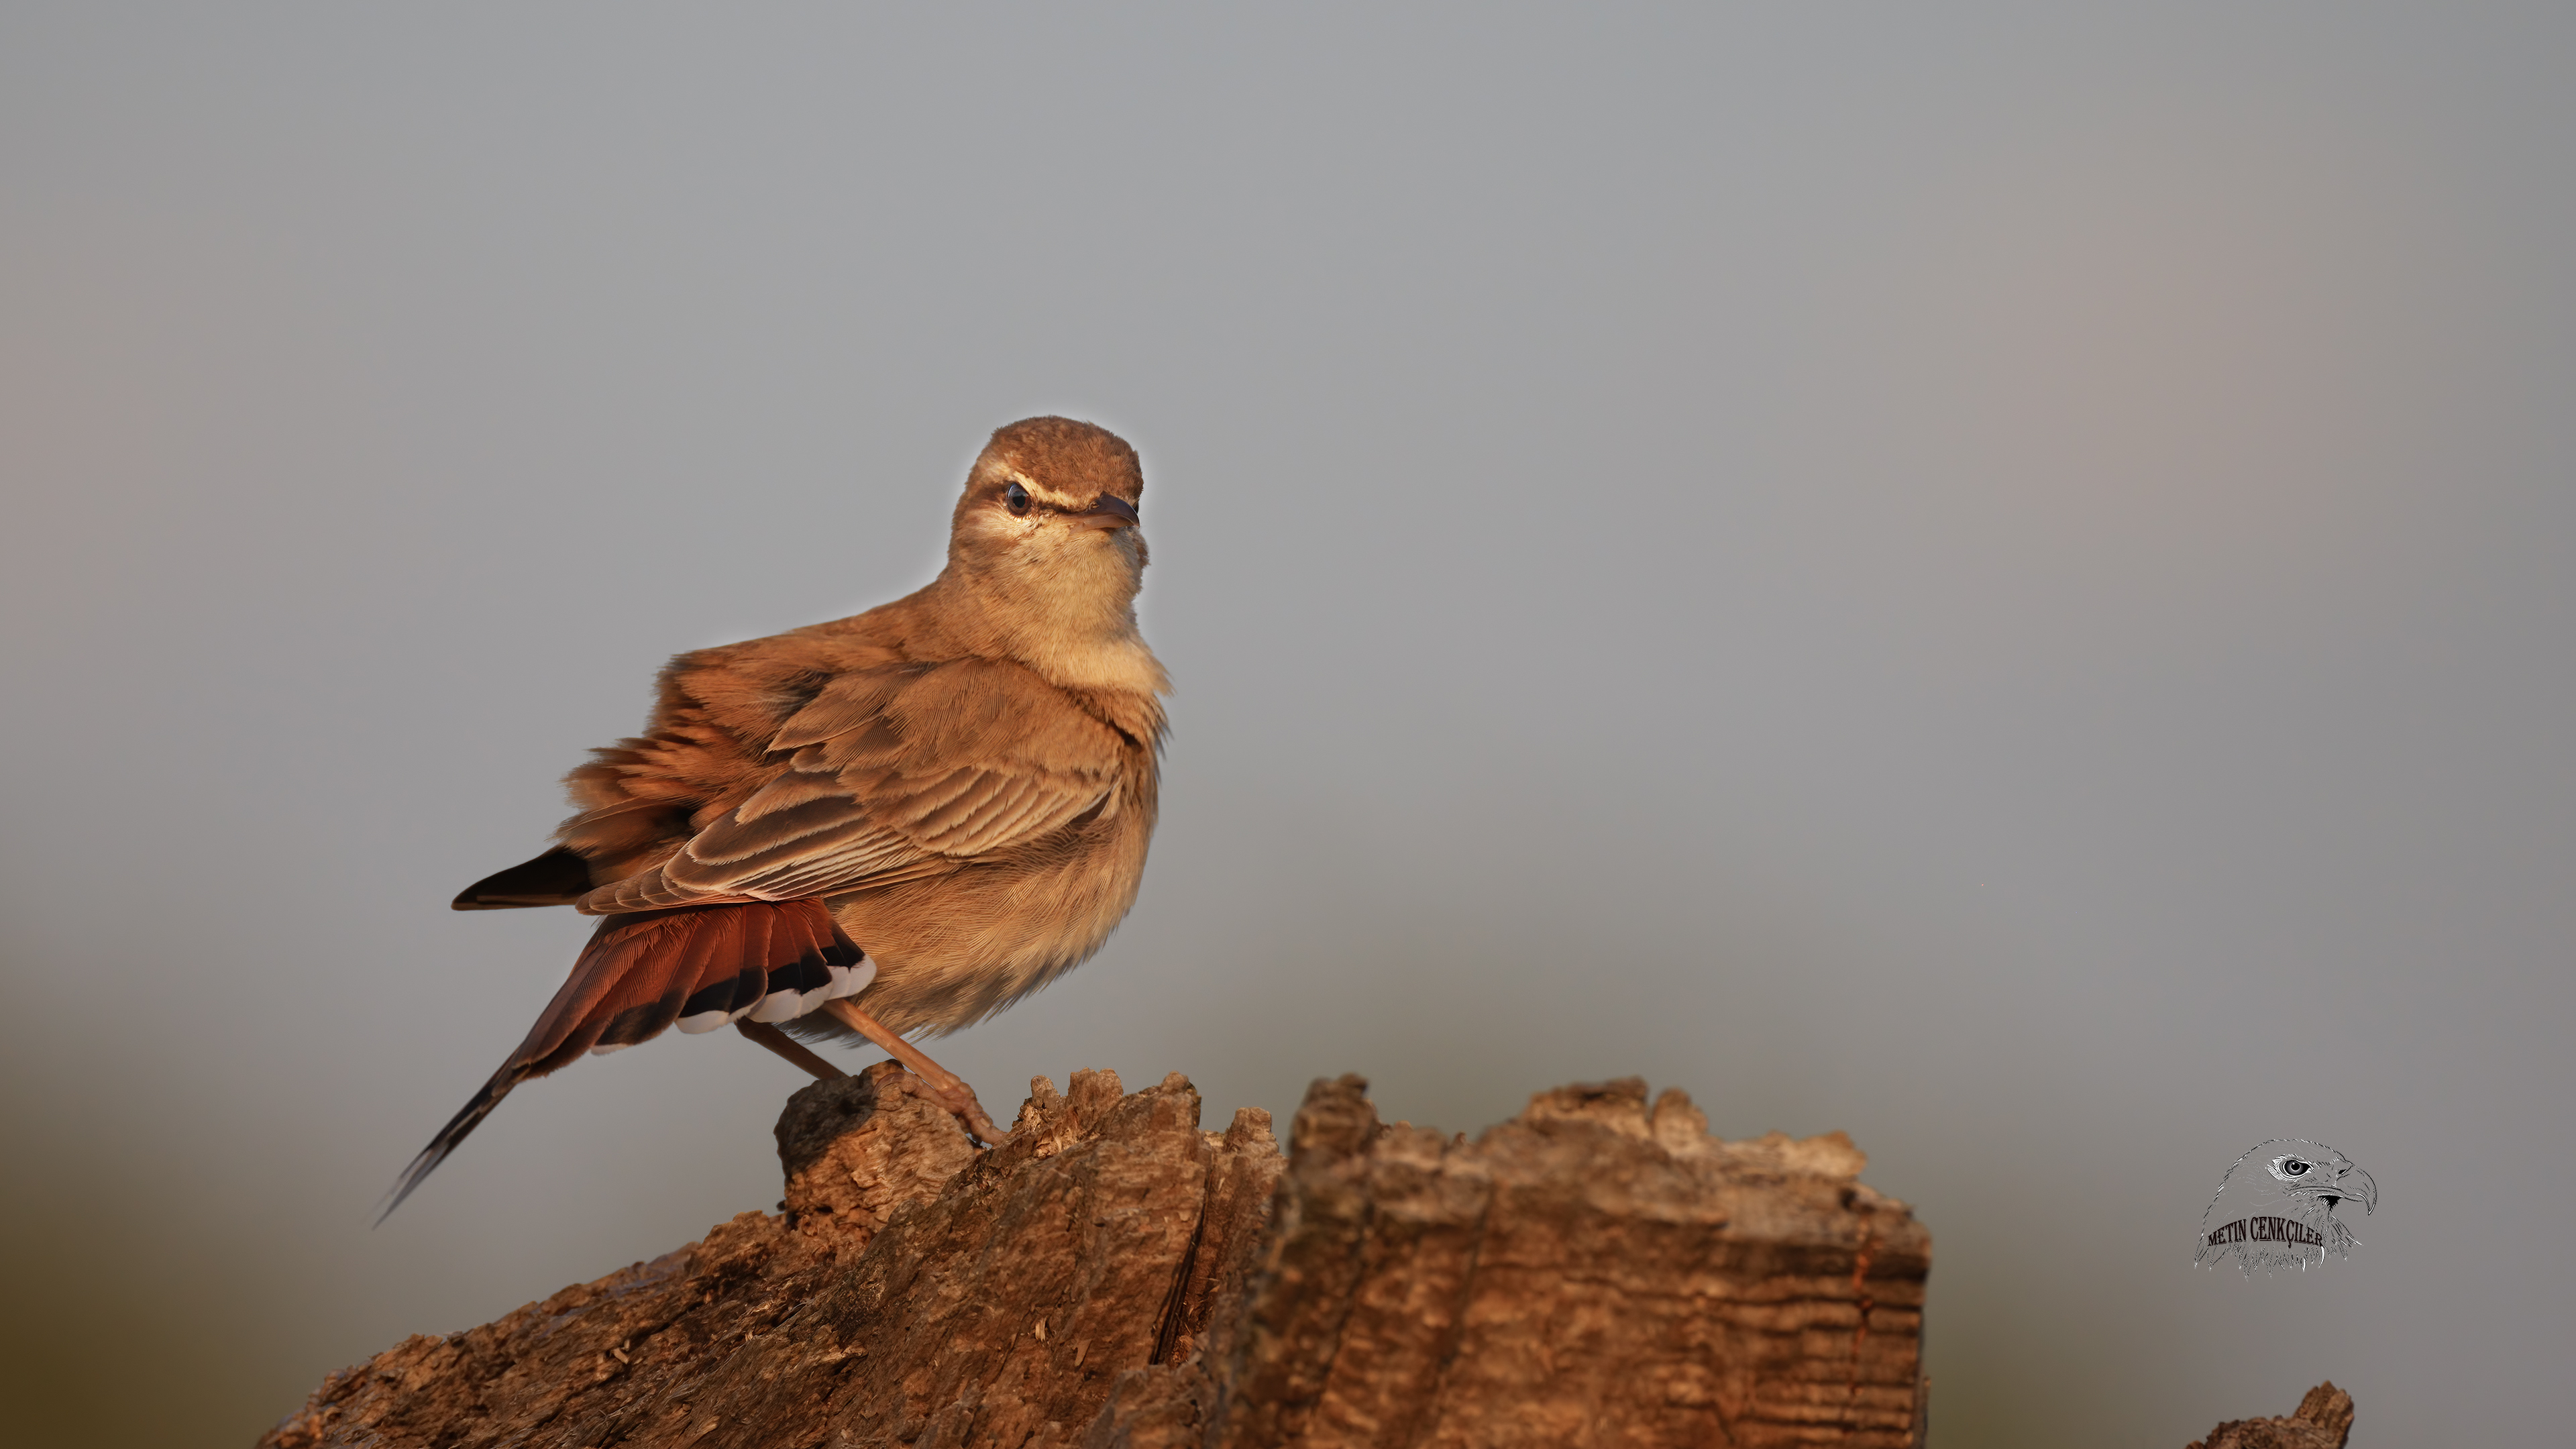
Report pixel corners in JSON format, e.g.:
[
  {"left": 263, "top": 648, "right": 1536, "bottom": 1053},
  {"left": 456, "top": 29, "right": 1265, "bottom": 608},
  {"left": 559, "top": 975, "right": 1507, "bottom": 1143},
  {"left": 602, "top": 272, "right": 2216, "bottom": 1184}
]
[{"left": 377, "top": 900, "right": 873, "bottom": 1222}]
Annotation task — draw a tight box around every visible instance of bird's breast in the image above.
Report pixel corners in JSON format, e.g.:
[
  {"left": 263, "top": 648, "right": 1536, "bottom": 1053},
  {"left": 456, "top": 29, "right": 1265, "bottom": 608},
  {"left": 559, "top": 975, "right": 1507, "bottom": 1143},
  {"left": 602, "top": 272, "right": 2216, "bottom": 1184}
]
[{"left": 825, "top": 781, "right": 1155, "bottom": 1036}]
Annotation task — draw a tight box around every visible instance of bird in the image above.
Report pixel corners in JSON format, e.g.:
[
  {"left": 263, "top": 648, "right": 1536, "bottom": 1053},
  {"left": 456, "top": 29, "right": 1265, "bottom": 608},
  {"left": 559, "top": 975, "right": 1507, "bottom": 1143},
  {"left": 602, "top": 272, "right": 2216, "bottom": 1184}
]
[{"left": 383, "top": 416, "right": 1167, "bottom": 1218}]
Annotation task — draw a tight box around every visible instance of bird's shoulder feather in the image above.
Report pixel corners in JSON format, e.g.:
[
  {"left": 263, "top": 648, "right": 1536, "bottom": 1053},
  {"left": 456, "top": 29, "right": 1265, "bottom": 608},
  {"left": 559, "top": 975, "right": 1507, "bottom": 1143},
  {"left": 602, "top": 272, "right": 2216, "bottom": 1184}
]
[
  {"left": 567, "top": 621, "right": 1152, "bottom": 912},
  {"left": 551, "top": 618, "right": 903, "bottom": 880}
]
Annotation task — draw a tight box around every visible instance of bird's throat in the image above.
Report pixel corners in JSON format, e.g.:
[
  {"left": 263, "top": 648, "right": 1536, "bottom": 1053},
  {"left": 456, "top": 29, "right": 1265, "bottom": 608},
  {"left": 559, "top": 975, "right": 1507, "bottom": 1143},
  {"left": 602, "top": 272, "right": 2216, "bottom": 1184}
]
[{"left": 936, "top": 556, "right": 1168, "bottom": 697}]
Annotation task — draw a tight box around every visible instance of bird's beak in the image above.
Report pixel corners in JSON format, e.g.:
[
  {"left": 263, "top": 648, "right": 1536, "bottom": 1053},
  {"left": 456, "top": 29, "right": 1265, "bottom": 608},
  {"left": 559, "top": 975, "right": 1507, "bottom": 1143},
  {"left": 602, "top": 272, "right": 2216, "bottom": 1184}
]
[
  {"left": 2330, "top": 1167, "right": 2378, "bottom": 1216},
  {"left": 1066, "top": 495, "right": 1140, "bottom": 531}
]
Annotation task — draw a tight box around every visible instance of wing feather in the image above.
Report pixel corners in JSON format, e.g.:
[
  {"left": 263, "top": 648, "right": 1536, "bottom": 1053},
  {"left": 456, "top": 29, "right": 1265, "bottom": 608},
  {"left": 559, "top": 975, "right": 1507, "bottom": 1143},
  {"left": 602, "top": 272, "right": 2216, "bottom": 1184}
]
[
  {"left": 580, "top": 658, "right": 1121, "bottom": 912},
  {"left": 769, "top": 667, "right": 924, "bottom": 751}
]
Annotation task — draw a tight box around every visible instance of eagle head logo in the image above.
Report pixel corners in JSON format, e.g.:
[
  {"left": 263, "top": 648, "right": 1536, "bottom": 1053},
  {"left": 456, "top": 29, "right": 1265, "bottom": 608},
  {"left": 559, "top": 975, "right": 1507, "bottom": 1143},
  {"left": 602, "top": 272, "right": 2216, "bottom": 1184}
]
[{"left": 2194, "top": 1138, "right": 2377, "bottom": 1275}]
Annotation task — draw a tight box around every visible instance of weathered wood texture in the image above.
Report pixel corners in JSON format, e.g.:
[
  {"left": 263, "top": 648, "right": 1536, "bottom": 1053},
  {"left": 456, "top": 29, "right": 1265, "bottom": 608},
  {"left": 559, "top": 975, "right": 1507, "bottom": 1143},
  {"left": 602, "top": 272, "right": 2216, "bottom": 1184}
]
[
  {"left": 262, "top": 1067, "right": 1928, "bottom": 1448},
  {"left": 2184, "top": 1382, "right": 2355, "bottom": 1449}
]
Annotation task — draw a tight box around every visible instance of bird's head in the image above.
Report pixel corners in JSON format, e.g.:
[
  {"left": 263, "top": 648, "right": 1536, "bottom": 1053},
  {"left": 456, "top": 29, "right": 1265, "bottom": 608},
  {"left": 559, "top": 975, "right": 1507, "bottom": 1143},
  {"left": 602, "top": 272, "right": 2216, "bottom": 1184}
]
[
  {"left": 2261, "top": 1144, "right": 2377, "bottom": 1218},
  {"left": 2193, "top": 1136, "right": 2378, "bottom": 1274},
  {"left": 949, "top": 416, "right": 1147, "bottom": 590},
  {"left": 941, "top": 416, "right": 1165, "bottom": 692}
]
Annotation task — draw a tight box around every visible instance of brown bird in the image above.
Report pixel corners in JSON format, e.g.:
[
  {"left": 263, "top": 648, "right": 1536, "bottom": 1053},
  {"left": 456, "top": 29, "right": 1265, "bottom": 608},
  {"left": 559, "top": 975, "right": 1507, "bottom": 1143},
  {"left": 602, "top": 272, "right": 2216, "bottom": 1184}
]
[{"left": 385, "top": 417, "right": 1166, "bottom": 1216}]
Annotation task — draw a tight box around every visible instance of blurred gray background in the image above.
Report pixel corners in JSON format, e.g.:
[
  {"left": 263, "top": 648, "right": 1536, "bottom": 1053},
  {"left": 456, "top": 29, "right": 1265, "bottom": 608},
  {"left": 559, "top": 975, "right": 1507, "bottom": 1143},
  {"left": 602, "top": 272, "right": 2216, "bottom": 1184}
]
[{"left": 3, "top": 5, "right": 2569, "bottom": 1446}]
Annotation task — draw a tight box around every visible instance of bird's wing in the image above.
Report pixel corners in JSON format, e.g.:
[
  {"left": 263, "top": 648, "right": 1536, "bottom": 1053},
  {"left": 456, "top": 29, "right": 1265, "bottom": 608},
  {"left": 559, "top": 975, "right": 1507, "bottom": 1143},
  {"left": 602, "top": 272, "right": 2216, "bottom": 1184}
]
[
  {"left": 578, "top": 658, "right": 1126, "bottom": 912},
  {"left": 451, "top": 845, "right": 594, "bottom": 910}
]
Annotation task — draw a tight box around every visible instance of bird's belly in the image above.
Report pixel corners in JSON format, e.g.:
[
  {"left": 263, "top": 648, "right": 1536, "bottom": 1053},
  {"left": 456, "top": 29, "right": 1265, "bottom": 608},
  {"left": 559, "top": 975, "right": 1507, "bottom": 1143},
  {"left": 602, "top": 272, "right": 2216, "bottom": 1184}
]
[{"left": 825, "top": 824, "right": 1148, "bottom": 1036}]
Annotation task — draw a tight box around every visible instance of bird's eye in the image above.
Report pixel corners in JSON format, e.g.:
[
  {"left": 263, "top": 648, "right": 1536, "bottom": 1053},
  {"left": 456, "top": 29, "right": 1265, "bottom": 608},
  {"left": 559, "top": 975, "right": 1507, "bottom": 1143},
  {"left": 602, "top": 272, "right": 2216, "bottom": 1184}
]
[
  {"left": 1005, "top": 482, "right": 1031, "bottom": 515},
  {"left": 2279, "top": 1157, "right": 2311, "bottom": 1177}
]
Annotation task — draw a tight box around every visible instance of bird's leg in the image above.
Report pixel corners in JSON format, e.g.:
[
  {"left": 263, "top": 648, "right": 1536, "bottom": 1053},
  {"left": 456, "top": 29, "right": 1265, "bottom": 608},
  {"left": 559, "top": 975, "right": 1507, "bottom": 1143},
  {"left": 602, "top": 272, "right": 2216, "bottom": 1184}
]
[
  {"left": 816, "top": 998, "right": 1010, "bottom": 1146},
  {"left": 734, "top": 1020, "right": 846, "bottom": 1081}
]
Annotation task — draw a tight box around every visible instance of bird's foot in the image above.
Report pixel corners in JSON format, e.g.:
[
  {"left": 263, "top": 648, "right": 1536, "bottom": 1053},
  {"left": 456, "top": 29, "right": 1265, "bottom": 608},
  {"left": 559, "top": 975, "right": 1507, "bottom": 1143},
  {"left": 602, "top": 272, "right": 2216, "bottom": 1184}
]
[
  {"left": 816, "top": 999, "right": 1010, "bottom": 1146},
  {"left": 921, "top": 1078, "right": 1010, "bottom": 1148}
]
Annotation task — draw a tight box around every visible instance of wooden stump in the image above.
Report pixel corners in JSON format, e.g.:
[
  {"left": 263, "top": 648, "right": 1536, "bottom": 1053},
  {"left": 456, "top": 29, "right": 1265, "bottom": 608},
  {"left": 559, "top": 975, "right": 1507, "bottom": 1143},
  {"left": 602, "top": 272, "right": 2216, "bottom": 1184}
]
[
  {"left": 2184, "top": 1382, "right": 2355, "bottom": 1449},
  {"left": 262, "top": 1067, "right": 1928, "bottom": 1448}
]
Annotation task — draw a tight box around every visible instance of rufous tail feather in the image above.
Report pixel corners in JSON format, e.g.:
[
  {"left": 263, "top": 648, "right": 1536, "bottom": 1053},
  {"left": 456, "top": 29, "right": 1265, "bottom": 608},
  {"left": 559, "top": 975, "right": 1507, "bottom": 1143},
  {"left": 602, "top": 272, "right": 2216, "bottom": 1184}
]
[{"left": 377, "top": 900, "right": 871, "bottom": 1221}]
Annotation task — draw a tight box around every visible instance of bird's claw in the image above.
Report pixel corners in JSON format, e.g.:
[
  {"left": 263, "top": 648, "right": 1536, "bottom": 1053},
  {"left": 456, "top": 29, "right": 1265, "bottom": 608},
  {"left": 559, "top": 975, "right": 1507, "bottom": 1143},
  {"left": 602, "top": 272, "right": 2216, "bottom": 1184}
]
[{"left": 945, "top": 1090, "right": 1010, "bottom": 1148}]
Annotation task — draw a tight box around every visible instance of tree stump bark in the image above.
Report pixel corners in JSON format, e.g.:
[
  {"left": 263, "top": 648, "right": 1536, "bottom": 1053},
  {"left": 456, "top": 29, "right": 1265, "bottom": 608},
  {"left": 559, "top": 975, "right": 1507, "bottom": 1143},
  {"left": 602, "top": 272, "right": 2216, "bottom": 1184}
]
[
  {"left": 262, "top": 1067, "right": 1929, "bottom": 1448},
  {"left": 2183, "top": 1382, "right": 2355, "bottom": 1449}
]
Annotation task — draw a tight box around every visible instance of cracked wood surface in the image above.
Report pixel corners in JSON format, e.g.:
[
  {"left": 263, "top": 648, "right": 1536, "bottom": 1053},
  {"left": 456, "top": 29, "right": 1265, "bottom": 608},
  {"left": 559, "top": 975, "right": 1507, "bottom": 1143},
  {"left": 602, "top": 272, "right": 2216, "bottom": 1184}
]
[
  {"left": 1173, "top": 1076, "right": 1930, "bottom": 1449},
  {"left": 262, "top": 1068, "right": 1929, "bottom": 1448},
  {"left": 2183, "top": 1382, "right": 2356, "bottom": 1449}
]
